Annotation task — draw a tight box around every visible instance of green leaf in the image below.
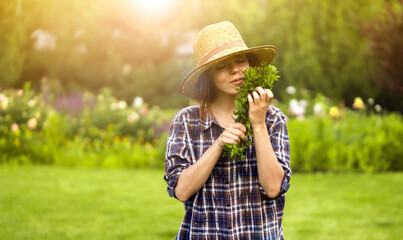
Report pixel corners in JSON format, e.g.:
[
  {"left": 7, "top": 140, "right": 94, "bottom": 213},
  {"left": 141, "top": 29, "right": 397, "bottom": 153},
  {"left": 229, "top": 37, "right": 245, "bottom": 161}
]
[{"left": 223, "top": 62, "right": 280, "bottom": 161}]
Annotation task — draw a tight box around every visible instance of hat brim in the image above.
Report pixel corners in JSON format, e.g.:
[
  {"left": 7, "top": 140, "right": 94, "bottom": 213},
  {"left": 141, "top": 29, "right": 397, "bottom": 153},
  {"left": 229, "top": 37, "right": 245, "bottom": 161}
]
[{"left": 179, "top": 45, "right": 277, "bottom": 99}]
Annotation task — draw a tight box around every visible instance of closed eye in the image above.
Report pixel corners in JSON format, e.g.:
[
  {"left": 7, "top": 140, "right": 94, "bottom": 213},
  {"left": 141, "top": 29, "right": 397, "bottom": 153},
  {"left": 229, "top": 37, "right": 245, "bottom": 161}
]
[{"left": 215, "top": 64, "right": 225, "bottom": 70}]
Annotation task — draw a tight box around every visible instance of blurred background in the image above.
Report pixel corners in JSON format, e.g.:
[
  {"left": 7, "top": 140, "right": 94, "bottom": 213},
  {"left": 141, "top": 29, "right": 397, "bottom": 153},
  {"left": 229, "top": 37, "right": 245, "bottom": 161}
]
[{"left": 0, "top": 0, "right": 402, "bottom": 239}]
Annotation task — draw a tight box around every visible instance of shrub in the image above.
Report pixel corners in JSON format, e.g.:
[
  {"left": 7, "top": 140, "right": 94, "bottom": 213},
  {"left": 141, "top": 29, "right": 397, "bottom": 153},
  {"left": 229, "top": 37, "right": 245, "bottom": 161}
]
[
  {"left": 0, "top": 83, "right": 171, "bottom": 168},
  {"left": 288, "top": 111, "right": 403, "bottom": 172}
]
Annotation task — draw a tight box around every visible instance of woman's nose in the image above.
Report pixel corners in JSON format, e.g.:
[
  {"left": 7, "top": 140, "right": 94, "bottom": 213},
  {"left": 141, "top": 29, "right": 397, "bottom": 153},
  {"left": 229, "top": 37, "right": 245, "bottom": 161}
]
[{"left": 230, "top": 62, "right": 242, "bottom": 74}]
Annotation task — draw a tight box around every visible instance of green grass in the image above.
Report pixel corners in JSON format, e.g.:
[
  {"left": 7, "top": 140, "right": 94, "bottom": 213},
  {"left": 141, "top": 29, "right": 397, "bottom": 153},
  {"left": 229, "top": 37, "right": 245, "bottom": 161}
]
[{"left": 0, "top": 165, "right": 402, "bottom": 240}]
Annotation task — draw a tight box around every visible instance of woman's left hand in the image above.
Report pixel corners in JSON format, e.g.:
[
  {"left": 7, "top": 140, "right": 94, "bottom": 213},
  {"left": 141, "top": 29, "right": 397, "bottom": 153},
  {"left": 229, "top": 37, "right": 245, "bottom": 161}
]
[{"left": 247, "top": 87, "right": 273, "bottom": 127}]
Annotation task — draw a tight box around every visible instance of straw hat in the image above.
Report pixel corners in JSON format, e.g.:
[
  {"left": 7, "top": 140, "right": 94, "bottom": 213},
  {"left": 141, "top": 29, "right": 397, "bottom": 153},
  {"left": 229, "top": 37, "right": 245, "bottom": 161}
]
[{"left": 180, "top": 21, "right": 277, "bottom": 99}]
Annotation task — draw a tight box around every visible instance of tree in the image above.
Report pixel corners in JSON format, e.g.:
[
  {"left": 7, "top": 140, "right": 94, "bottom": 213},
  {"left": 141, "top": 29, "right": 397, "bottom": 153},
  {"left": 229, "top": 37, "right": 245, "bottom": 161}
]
[{"left": 361, "top": 0, "right": 403, "bottom": 112}]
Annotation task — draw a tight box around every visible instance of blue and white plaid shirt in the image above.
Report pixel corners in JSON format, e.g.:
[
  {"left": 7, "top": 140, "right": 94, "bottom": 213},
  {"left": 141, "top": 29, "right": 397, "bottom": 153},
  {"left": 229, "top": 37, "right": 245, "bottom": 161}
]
[{"left": 164, "top": 104, "right": 292, "bottom": 240}]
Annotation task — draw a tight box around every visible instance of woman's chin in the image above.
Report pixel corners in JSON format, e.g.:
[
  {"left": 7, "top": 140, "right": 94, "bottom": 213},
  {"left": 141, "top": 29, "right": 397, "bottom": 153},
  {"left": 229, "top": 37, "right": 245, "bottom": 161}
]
[
  {"left": 229, "top": 89, "right": 240, "bottom": 96},
  {"left": 215, "top": 87, "right": 239, "bottom": 97}
]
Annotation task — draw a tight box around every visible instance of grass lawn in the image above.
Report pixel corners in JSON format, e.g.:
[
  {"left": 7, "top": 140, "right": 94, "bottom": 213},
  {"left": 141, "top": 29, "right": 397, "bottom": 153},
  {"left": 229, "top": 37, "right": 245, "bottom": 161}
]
[{"left": 0, "top": 165, "right": 401, "bottom": 240}]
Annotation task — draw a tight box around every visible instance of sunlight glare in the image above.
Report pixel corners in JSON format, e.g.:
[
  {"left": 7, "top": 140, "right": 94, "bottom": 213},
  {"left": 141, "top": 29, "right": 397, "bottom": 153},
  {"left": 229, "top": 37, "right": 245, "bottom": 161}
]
[{"left": 133, "top": 0, "right": 173, "bottom": 16}]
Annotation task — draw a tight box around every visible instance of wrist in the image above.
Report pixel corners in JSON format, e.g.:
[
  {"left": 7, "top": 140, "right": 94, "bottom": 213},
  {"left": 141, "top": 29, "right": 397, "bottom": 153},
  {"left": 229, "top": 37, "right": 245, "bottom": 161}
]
[
  {"left": 215, "top": 137, "right": 224, "bottom": 149},
  {"left": 251, "top": 122, "right": 267, "bottom": 132}
]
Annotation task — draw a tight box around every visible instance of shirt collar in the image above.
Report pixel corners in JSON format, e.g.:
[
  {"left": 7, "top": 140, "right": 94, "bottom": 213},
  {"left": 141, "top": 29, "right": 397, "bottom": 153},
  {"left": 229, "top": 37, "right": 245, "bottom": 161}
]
[{"left": 199, "top": 104, "right": 221, "bottom": 131}]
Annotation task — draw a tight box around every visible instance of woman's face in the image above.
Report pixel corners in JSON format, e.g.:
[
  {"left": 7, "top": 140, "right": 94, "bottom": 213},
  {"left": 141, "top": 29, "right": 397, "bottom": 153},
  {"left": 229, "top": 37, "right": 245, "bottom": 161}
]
[{"left": 207, "top": 54, "right": 250, "bottom": 97}]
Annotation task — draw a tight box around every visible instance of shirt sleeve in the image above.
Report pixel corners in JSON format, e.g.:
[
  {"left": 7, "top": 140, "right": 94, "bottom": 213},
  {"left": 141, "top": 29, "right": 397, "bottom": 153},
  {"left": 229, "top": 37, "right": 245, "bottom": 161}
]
[
  {"left": 258, "top": 109, "right": 292, "bottom": 200},
  {"left": 163, "top": 110, "right": 193, "bottom": 200}
]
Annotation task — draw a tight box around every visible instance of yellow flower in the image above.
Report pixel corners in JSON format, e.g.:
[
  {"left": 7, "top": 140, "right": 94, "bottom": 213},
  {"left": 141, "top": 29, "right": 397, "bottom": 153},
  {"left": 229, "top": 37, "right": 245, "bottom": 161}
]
[
  {"left": 14, "top": 138, "right": 21, "bottom": 147},
  {"left": 114, "top": 136, "right": 120, "bottom": 142},
  {"left": 329, "top": 106, "right": 339, "bottom": 119},
  {"left": 121, "top": 137, "right": 128, "bottom": 142},
  {"left": 352, "top": 97, "right": 364, "bottom": 109},
  {"left": 138, "top": 137, "right": 145, "bottom": 144},
  {"left": 152, "top": 138, "right": 158, "bottom": 145}
]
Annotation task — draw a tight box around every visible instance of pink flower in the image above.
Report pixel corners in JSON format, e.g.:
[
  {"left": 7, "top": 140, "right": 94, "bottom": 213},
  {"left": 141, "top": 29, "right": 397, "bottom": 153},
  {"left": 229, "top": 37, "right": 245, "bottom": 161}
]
[
  {"left": 27, "top": 118, "right": 38, "bottom": 130},
  {"left": 139, "top": 108, "right": 149, "bottom": 115},
  {"left": 11, "top": 123, "right": 19, "bottom": 132},
  {"left": 17, "top": 89, "right": 24, "bottom": 97}
]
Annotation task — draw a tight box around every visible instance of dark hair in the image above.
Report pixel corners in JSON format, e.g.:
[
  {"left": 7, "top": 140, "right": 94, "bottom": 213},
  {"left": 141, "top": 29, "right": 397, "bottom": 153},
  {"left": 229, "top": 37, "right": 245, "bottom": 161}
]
[{"left": 198, "top": 71, "right": 215, "bottom": 123}]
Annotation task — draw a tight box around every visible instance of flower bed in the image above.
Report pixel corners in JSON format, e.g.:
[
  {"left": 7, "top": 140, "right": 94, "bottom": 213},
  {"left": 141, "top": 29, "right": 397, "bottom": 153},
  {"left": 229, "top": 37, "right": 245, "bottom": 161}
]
[{"left": 1, "top": 83, "right": 402, "bottom": 171}]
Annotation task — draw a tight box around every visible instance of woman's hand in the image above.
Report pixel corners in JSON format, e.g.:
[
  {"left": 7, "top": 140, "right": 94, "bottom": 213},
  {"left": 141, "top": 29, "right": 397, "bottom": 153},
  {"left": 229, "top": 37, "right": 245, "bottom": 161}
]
[
  {"left": 217, "top": 122, "right": 247, "bottom": 148},
  {"left": 248, "top": 87, "right": 273, "bottom": 127}
]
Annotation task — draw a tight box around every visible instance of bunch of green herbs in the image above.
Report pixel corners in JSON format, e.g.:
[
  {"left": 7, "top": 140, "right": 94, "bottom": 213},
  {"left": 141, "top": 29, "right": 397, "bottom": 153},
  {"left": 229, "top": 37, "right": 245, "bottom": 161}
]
[{"left": 223, "top": 62, "right": 280, "bottom": 161}]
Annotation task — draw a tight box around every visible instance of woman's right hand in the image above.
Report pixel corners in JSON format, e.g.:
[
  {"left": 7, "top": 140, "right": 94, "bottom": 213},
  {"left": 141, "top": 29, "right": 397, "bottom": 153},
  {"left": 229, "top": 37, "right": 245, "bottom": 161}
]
[{"left": 217, "top": 122, "right": 247, "bottom": 148}]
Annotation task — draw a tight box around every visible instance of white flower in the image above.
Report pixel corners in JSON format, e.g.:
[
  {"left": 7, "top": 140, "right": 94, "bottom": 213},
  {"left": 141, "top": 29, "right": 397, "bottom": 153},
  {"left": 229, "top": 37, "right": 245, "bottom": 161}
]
[
  {"left": 289, "top": 99, "right": 306, "bottom": 117},
  {"left": 110, "top": 103, "right": 117, "bottom": 110},
  {"left": 291, "top": 105, "right": 305, "bottom": 115},
  {"left": 28, "top": 99, "right": 36, "bottom": 107},
  {"left": 133, "top": 96, "right": 143, "bottom": 108},
  {"left": 374, "top": 104, "right": 382, "bottom": 113},
  {"left": 127, "top": 112, "right": 140, "bottom": 123},
  {"left": 289, "top": 99, "right": 299, "bottom": 108},
  {"left": 0, "top": 93, "right": 8, "bottom": 110},
  {"left": 27, "top": 118, "right": 38, "bottom": 130},
  {"left": 286, "top": 86, "right": 296, "bottom": 95},
  {"left": 313, "top": 102, "right": 325, "bottom": 115},
  {"left": 117, "top": 101, "right": 127, "bottom": 110},
  {"left": 367, "top": 98, "right": 375, "bottom": 105}
]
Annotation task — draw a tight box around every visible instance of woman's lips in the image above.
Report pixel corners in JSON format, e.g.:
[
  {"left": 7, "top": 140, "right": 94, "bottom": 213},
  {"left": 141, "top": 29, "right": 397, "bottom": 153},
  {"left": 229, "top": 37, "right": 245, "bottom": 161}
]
[{"left": 231, "top": 78, "right": 243, "bottom": 86}]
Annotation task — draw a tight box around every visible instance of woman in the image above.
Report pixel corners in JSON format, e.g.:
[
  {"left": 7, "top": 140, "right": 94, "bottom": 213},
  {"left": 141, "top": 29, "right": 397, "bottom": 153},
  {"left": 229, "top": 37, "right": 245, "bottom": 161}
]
[{"left": 164, "top": 21, "right": 292, "bottom": 240}]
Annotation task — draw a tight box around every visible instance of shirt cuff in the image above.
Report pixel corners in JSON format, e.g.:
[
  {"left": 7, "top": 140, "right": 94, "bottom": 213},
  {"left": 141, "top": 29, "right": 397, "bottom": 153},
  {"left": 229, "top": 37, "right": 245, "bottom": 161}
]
[
  {"left": 166, "top": 173, "right": 180, "bottom": 198},
  {"left": 258, "top": 175, "right": 290, "bottom": 200}
]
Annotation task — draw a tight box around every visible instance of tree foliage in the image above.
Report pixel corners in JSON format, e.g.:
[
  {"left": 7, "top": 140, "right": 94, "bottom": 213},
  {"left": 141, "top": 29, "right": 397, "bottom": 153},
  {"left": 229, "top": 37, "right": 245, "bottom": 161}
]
[
  {"left": 0, "top": 0, "right": 401, "bottom": 111},
  {"left": 360, "top": 0, "right": 403, "bottom": 112}
]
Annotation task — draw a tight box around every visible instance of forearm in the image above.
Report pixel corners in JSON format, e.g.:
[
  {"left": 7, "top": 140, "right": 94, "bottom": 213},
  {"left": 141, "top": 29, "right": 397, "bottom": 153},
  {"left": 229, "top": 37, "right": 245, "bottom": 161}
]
[
  {"left": 174, "top": 140, "right": 223, "bottom": 202},
  {"left": 253, "top": 123, "right": 284, "bottom": 198}
]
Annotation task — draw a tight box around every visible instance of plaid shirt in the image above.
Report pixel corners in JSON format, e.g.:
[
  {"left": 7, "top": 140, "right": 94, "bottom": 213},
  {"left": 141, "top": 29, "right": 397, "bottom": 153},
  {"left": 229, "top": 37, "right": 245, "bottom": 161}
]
[{"left": 164, "top": 104, "right": 291, "bottom": 240}]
